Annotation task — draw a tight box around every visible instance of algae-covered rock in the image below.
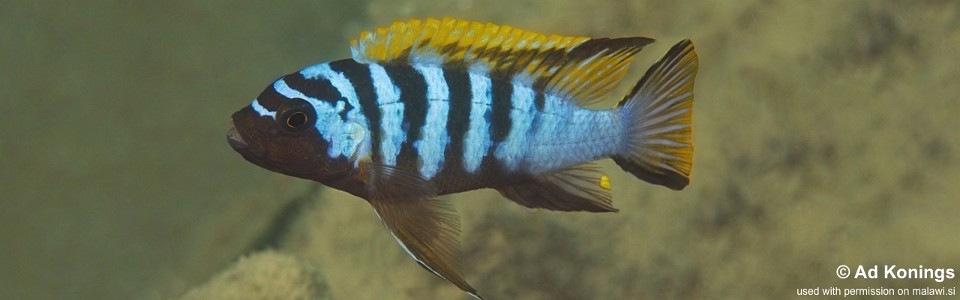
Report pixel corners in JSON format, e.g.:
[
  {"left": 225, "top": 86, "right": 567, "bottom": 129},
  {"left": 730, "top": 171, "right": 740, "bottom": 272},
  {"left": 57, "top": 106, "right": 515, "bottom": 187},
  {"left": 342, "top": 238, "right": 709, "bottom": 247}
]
[{"left": 179, "top": 251, "right": 334, "bottom": 300}]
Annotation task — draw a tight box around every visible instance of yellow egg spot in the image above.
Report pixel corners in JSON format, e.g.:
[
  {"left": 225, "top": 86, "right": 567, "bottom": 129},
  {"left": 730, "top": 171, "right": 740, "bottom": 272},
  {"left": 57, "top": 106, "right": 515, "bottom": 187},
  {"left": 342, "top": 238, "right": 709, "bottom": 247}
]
[{"left": 599, "top": 175, "right": 611, "bottom": 190}]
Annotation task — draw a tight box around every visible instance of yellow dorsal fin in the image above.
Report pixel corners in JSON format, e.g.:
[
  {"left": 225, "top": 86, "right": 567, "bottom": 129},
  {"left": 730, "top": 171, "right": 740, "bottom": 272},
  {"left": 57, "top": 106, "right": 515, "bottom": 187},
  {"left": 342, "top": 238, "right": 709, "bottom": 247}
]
[{"left": 350, "top": 17, "right": 655, "bottom": 103}]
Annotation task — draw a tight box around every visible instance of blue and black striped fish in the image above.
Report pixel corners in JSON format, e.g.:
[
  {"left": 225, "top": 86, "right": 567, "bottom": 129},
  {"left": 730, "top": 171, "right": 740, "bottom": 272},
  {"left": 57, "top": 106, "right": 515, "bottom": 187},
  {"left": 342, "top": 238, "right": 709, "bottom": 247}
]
[{"left": 228, "top": 17, "right": 698, "bottom": 299}]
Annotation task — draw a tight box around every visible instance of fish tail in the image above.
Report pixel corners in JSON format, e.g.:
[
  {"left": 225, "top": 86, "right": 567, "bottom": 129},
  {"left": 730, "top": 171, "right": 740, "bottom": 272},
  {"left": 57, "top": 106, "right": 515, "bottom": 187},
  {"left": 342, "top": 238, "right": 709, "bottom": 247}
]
[{"left": 613, "top": 40, "right": 698, "bottom": 190}]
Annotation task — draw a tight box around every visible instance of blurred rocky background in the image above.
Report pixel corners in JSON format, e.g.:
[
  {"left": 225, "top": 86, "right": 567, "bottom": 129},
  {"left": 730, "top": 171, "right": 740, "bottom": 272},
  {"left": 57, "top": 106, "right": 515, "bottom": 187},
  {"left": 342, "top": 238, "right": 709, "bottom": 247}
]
[{"left": 2, "top": 1, "right": 958, "bottom": 299}]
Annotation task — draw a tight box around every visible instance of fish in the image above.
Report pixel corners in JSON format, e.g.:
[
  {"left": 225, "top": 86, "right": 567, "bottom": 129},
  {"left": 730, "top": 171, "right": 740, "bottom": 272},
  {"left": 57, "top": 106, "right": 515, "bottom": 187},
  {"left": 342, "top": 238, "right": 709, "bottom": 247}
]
[{"left": 227, "top": 17, "right": 698, "bottom": 299}]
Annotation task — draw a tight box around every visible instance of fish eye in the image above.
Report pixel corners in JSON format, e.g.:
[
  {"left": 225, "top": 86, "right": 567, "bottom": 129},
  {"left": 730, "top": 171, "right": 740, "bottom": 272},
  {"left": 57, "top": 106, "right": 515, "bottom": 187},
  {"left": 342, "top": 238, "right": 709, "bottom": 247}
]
[
  {"left": 286, "top": 111, "right": 308, "bottom": 128},
  {"left": 278, "top": 98, "right": 316, "bottom": 133}
]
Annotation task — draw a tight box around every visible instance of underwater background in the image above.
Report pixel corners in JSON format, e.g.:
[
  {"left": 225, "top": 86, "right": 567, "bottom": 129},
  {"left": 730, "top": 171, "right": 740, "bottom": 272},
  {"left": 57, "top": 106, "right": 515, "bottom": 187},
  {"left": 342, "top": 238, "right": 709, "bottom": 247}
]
[{"left": 2, "top": 1, "right": 958, "bottom": 299}]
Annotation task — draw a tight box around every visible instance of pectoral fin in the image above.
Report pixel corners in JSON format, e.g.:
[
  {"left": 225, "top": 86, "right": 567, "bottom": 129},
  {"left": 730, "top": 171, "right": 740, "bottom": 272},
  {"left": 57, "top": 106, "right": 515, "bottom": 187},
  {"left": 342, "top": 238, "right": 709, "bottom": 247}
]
[
  {"left": 357, "top": 162, "right": 479, "bottom": 298},
  {"left": 369, "top": 197, "right": 480, "bottom": 299},
  {"left": 358, "top": 161, "right": 437, "bottom": 199},
  {"left": 498, "top": 162, "right": 618, "bottom": 212}
]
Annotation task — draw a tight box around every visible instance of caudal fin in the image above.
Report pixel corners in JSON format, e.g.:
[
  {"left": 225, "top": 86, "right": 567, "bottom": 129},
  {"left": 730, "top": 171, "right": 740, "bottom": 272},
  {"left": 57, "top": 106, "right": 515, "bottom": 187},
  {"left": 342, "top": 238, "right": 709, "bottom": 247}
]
[{"left": 613, "top": 40, "right": 698, "bottom": 190}]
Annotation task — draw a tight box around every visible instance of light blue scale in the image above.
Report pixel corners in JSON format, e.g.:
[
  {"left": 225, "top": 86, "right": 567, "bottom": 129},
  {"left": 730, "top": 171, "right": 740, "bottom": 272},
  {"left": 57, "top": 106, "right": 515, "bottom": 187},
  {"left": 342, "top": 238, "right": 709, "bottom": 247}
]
[{"left": 413, "top": 65, "right": 451, "bottom": 179}]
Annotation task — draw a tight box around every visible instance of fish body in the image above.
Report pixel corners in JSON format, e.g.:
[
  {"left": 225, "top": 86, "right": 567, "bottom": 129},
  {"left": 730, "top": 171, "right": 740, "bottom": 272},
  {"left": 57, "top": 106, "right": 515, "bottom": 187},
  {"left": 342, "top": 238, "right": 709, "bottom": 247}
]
[{"left": 228, "top": 17, "right": 698, "bottom": 299}]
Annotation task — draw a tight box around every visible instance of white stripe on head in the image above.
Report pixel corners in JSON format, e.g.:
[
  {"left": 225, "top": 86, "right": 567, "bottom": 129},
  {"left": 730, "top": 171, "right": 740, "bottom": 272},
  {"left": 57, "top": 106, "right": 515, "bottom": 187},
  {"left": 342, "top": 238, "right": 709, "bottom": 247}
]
[
  {"left": 300, "top": 63, "right": 371, "bottom": 164},
  {"left": 368, "top": 63, "right": 405, "bottom": 167},
  {"left": 274, "top": 78, "right": 364, "bottom": 159},
  {"left": 494, "top": 79, "right": 536, "bottom": 171},
  {"left": 299, "top": 63, "right": 365, "bottom": 124},
  {"left": 413, "top": 65, "right": 450, "bottom": 179},
  {"left": 273, "top": 79, "right": 312, "bottom": 101},
  {"left": 462, "top": 71, "right": 493, "bottom": 173},
  {"left": 250, "top": 99, "right": 276, "bottom": 119}
]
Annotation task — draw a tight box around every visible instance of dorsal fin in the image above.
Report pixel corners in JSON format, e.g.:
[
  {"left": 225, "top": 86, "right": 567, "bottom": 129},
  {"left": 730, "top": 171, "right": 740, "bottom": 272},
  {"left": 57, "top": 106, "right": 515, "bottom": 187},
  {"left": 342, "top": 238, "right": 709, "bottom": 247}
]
[{"left": 350, "top": 17, "right": 655, "bottom": 103}]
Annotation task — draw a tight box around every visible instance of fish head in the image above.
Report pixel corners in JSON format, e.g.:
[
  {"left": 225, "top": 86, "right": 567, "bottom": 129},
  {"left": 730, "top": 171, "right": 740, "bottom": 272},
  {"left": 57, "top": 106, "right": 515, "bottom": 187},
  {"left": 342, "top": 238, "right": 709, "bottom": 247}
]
[{"left": 228, "top": 76, "right": 363, "bottom": 181}]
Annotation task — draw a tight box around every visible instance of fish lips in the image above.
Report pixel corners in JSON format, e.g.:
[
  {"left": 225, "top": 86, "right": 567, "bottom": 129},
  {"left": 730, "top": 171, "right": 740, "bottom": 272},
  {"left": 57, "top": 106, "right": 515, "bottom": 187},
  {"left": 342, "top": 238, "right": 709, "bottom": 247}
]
[
  {"left": 227, "top": 126, "right": 247, "bottom": 149},
  {"left": 227, "top": 108, "right": 268, "bottom": 160}
]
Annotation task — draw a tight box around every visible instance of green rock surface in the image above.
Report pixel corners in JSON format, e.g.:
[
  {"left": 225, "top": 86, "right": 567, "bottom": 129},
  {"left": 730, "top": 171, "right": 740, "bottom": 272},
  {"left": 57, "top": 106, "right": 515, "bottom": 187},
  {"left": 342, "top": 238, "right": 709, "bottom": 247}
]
[{"left": 2, "top": 1, "right": 958, "bottom": 299}]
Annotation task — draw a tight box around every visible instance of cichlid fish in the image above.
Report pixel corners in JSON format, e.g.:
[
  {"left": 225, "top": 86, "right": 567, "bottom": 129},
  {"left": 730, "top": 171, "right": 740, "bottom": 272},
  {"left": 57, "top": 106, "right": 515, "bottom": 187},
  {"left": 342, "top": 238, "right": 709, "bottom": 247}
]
[{"left": 227, "top": 17, "right": 698, "bottom": 299}]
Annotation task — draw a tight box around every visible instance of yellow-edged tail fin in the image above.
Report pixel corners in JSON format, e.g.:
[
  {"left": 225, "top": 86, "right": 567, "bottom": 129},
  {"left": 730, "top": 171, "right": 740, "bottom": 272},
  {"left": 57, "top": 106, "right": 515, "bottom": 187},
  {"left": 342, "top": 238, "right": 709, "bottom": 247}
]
[{"left": 613, "top": 40, "right": 697, "bottom": 190}]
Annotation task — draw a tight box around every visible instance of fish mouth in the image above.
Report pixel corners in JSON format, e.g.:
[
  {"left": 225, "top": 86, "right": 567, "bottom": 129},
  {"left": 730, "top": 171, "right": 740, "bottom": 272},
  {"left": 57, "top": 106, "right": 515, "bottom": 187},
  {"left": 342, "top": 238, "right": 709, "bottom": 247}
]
[{"left": 227, "top": 118, "right": 248, "bottom": 149}]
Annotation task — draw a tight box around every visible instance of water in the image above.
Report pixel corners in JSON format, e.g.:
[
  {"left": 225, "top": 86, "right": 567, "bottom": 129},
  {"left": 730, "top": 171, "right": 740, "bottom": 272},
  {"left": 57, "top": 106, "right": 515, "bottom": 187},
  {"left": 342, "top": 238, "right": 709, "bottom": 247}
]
[{"left": 2, "top": 1, "right": 958, "bottom": 299}]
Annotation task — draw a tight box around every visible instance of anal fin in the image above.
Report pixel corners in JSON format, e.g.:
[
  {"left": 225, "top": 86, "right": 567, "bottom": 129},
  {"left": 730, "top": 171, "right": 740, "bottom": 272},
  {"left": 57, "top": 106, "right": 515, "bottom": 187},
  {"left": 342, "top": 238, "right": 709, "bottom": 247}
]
[{"left": 497, "top": 162, "right": 618, "bottom": 212}]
